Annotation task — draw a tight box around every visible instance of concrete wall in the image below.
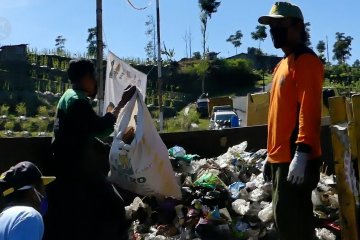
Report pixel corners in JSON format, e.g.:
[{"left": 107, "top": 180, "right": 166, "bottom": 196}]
[{"left": 0, "top": 125, "right": 334, "bottom": 174}]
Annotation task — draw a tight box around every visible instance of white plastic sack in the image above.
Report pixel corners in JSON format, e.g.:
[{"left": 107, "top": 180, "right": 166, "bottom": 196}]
[
  {"left": 315, "top": 228, "right": 336, "bottom": 240},
  {"left": 258, "top": 203, "right": 273, "bottom": 222},
  {"left": 232, "top": 199, "right": 250, "bottom": 216},
  {"left": 109, "top": 89, "right": 182, "bottom": 199}
]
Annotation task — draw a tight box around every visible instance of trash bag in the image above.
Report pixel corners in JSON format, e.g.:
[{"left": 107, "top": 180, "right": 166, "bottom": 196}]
[{"left": 109, "top": 89, "right": 181, "bottom": 199}]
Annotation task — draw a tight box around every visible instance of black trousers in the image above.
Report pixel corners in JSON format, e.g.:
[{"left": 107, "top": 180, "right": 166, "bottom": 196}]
[{"left": 271, "top": 159, "right": 321, "bottom": 240}]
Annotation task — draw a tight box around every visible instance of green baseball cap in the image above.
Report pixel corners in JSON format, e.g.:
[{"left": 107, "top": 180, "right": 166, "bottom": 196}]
[{"left": 258, "top": 2, "right": 304, "bottom": 25}]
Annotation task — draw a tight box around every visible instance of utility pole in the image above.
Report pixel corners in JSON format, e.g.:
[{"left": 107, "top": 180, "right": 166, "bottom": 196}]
[
  {"left": 326, "top": 35, "right": 330, "bottom": 64},
  {"left": 156, "top": 0, "right": 163, "bottom": 131},
  {"left": 96, "top": 0, "right": 104, "bottom": 114}
]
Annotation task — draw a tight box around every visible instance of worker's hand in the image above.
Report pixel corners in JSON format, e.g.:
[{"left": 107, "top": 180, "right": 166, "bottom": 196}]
[
  {"left": 287, "top": 151, "right": 309, "bottom": 184},
  {"left": 263, "top": 158, "right": 272, "bottom": 182},
  {"left": 106, "top": 102, "right": 115, "bottom": 113},
  {"left": 122, "top": 126, "right": 135, "bottom": 144},
  {"left": 112, "top": 85, "right": 137, "bottom": 117},
  {"left": 119, "top": 85, "right": 137, "bottom": 107}
]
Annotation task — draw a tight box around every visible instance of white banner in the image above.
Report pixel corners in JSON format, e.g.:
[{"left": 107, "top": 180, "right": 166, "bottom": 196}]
[{"left": 103, "top": 51, "right": 147, "bottom": 114}]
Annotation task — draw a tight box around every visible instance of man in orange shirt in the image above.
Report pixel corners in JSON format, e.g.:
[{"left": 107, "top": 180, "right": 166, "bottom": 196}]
[{"left": 259, "top": 2, "right": 324, "bottom": 239}]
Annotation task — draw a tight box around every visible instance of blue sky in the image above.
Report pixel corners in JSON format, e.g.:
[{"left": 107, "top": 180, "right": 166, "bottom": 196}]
[{"left": 1, "top": 0, "right": 359, "bottom": 64}]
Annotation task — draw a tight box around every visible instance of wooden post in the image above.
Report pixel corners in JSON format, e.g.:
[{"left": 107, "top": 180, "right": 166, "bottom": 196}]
[
  {"left": 351, "top": 94, "right": 360, "bottom": 188},
  {"left": 329, "top": 96, "right": 360, "bottom": 240},
  {"left": 96, "top": 0, "right": 104, "bottom": 114}
]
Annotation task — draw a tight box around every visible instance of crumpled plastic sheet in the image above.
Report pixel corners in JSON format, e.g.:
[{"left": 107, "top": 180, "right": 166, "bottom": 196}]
[
  {"left": 315, "top": 228, "right": 336, "bottom": 240},
  {"left": 232, "top": 199, "right": 250, "bottom": 216},
  {"left": 258, "top": 202, "right": 273, "bottom": 223}
]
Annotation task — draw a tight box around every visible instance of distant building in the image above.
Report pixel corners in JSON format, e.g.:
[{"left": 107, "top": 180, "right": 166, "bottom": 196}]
[
  {"left": 0, "top": 44, "right": 28, "bottom": 63},
  {"left": 227, "top": 53, "right": 282, "bottom": 71},
  {"left": 0, "top": 44, "right": 71, "bottom": 92}
]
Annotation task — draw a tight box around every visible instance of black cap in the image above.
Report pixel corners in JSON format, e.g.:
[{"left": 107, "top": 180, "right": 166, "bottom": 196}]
[{"left": 0, "top": 161, "right": 55, "bottom": 197}]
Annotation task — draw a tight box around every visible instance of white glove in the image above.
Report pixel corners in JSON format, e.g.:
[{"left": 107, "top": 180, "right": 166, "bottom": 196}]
[{"left": 287, "top": 151, "right": 309, "bottom": 184}]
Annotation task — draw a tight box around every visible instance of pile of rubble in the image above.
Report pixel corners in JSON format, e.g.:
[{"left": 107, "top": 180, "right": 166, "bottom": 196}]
[{"left": 127, "top": 142, "right": 340, "bottom": 240}]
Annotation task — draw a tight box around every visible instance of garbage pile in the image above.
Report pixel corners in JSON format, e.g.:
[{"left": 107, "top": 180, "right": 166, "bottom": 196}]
[
  {"left": 127, "top": 142, "right": 340, "bottom": 240},
  {"left": 313, "top": 170, "right": 340, "bottom": 240}
]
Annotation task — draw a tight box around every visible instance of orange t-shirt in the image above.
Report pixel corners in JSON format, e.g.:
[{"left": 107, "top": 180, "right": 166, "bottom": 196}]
[{"left": 267, "top": 46, "right": 324, "bottom": 163}]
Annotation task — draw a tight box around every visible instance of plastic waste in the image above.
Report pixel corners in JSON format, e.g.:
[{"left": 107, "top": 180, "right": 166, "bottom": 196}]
[
  {"left": 191, "top": 199, "right": 202, "bottom": 210},
  {"left": 219, "top": 208, "right": 232, "bottom": 222},
  {"left": 249, "top": 188, "right": 269, "bottom": 202},
  {"left": 206, "top": 206, "right": 222, "bottom": 221},
  {"left": 315, "top": 228, "right": 336, "bottom": 240},
  {"left": 179, "top": 227, "right": 192, "bottom": 240},
  {"left": 328, "top": 193, "right": 339, "bottom": 209},
  {"left": 229, "top": 181, "right": 246, "bottom": 199},
  {"left": 245, "top": 202, "right": 262, "bottom": 219},
  {"left": 125, "top": 197, "right": 145, "bottom": 220},
  {"left": 194, "top": 172, "right": 227, "bottom": 189},
  {"left": 239, "top": 188, "right": 250, "bottom": 201},
  {"left": 246, "top": 228, "right": 261, "bottom": 239},
  {"left": 261, "top": 182, "right": 272, "bottom": 195},
  {"left": 245, "top": 181, "right": 257, "bottom": 191},
  {"left": 232, "top": 199, "right": 250, "bottom": 216},
  {"left": 312, "top": 189, "right": 322, "bottom": 207},
  {"left": 258, "top": 203, "right": 273, "bottom": 222},
  {"left": 232, "top": 220, "right": 249, "bottom": 238},
  {"left": 169, "top": 146, "right": 186, "bottom": 158}
]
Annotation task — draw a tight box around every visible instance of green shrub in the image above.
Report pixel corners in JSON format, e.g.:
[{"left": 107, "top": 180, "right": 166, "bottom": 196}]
[
  {"left": 0, "top": 105, "right": 9, "bottom": 115},
  {"left": 164, "top": 107, "right": 199, "bottom": 132},
  {"left": 20, "top": 121, "right": 32, "bottom": 132},
  {"left": 4, "top": 121, "right": 15, "bottom": 131},
  {"left": 16, "top": 103, "right": 27, "bottom": 116},
  {"left": 38, "top": 106, "right": 49, "bottom": 117},
  {"left": 37, "top": 120, "right": 49, "bottom": 132}
]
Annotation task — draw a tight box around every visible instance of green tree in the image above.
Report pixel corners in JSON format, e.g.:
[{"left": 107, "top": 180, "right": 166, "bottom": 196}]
[
  {"left": 247, "top": 47, "right": 264, "bottom": 56},
  {"left": 251, "top": 25, "right": 267, "bottom": 51},
  {"left": 353, "top": 59, "right": 360, "bottom": 68},
  {"left": 304, "top": 22, "right": 311, "bottom": 47},
  {"left": 87, "top": 27, "right": 106, "bottom": 58},
  {"left": 316, "top": 40, "right": 326, "bottom": 63},
  {"left": 196, "top": 60, "right": 210, "bottom": 93},
  {"left": 145, "top": 15, "right": 156, "bottom": 63},
  {"left": 333, "top": 32, "right": 353, "bottom": 64},
  {"left": 87, "top": 27, "right": 97, "bottom": 58},
  {"left": 55, "top": 35, "right": 66, "bottom": 55},
  {"left": 16, "top": 103, "right": 27, "bottom": 116},
  {"left": 226, "top": 30, "right": 243, "bottom": 54},
  {"left": 199, "top": 0, "right": 221, "bottom": 57},
  {"left": 193, "top": 51, "right": 201, "bottom": 60},
  {"left": 161, "top": 42, "right": 175, "bottom": 62}
]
